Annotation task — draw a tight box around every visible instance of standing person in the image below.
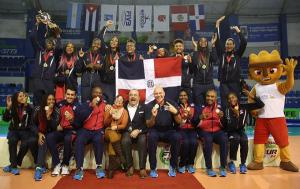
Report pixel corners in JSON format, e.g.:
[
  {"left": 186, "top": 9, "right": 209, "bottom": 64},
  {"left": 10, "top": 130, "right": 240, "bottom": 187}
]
[
  {"left": 215, "top": 16, "right": 247, "bottom": 109},
  {"left": 190, "top": 34, "right": 218, "bottom": 107},
  {"left": 121, "top": 89, "right": 148, "bottom": 178},
  {"left": 171, "top": 39, "right": 192, "bottom": 97},
  {"left": 146, "top": 86, "right": 181, "bottom": 178},
  {"left": 119, "top": 39, "right": 144, "bottom": 62},
  {"left": 30, "top": 16, "right": 62, "bottom": 106},
  {"left": 194, "top": 89, "right": 228, "bottom": 177},
  {"left": 2, "top": 91, "right": 37, "bottom": 175},
  {"left": 32, "top": 93, "right": 60, "bottom": 181},
  {"left": 73, "top": 86, "right": 106, "bottom": 180},
  {"left": 54, "top": 42, "right": 79, "bottom": 102},
  {"left": 177, "top": 90, "right": 197, "bottom": 174},
  {"left": 47, "top": 87, "right": 79, "bottom": 176},
  {"left": 223, "top": 89, "right": 264, "bottom": 174},
  {"left": 104, "top": 95, "right": 128, "bottom": 179},
  {"left": 76, "top": 38, "right": 104, "bottom": 102},
  {"left": 98, "top": 20, "right": 120, "bottom": 104},
  {"left": 146, "top": 44, "right": 169, "bottom": 58}
]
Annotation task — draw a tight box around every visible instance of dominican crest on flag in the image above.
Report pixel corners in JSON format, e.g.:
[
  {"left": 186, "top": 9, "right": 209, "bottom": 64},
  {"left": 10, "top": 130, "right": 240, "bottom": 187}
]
[
  {"left": 84, "top": 4, "right": 99, "bottom": 31},
  {"left": 116, "top": 57, "right": 182, "bottom": 103},
  {"left": 189, "top": 4, "right": 205, "bottom": 31}
]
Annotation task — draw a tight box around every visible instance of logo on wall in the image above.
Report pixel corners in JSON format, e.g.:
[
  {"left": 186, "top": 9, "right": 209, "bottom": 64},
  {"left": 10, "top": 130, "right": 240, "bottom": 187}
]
[
  {"left": 104, "top": 14, "right": 113, "bottom": 21},
  {"left": 139, "top": 9, "right": 150, "bottom": 28},
  {"left": 264, "top": 138, "right": 279, "bottom": 164},
  {"left": 158, "top": 15, "right": 166, "bottom": 22},
  {"left": 159, "top": 145, "right": 171, "bottom": 165},
  {"left": 122, "top": 11, "right": 132, "bottom": 26}
]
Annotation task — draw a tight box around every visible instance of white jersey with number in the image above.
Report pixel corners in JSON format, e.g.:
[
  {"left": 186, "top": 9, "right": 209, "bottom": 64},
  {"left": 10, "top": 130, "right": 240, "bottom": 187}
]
[{"left": 255, "top": 83, "right": 285, "bottom": 118}]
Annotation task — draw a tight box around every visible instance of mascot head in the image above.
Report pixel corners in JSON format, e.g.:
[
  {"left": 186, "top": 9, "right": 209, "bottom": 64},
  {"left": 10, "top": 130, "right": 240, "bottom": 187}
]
[{"left": 249, "top": 50, "right": 286, "bottom": 85}]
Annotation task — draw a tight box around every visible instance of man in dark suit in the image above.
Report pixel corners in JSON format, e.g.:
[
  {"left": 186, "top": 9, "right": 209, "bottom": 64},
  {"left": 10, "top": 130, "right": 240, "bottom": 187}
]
[{"left": 121, "top": 89, "right": 148, "bottom": 178}]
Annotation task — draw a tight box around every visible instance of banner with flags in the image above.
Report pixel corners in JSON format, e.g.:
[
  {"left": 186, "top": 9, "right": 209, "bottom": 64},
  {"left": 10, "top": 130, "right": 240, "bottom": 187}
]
[
  {"left": 118, "top": 5, "right": 135, "bottom": 32},
  {"left": 153, "top": 5, "right": 170, "bottom": 32},
  {"left": 135, "top": 5, "right": 152, "bottom": 32},
  {"left": 171, "top": 5, "right": 188, "bottom": 31},
  {"left": 100, "top": 4, "right": 118, "bottom": 30},
  {"left": 189, "top": 4, "right": 205, "bottom": 31},
  {"left": 66, "top": 2, "right": 83, "bottom": 29},
  {"left": 116, "top": 57, "right": 182, "bottom": 103},
  {"left": 84, "top": 4, "right": 99, "bottom": 31}
]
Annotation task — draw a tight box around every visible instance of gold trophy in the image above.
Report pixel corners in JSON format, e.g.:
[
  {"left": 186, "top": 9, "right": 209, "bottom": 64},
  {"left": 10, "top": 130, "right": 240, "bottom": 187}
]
[{"left": 36, "top": 10, "right": 62, "bottom": 38}]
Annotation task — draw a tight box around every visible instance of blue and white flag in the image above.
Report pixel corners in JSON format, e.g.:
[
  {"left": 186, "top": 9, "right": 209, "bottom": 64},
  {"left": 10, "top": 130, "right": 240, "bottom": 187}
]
[
  {"left": 189, "top": 4, "right": 205, "bottom": 31},
  {"left": 135, "top": 5, "right": 152, "bottom": 32},
  {"left": 118, "top": 5, "right": 134, "bottom": 32},
  {"left": 66, "top": 2, "right": 83, "bottom": 29},
  {"left": 84, "top": 4, "right": 99, "bottom": 31},
  {"left": 100, "top": 4, "right": 117, "bottom": 30}
]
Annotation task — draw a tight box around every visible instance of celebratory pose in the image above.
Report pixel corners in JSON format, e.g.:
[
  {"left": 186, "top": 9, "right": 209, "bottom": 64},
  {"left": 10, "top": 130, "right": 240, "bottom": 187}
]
[
  {"left": 32, "top": 93, "right": 59, "bottom": 181},
  {"left": 146, "top": 86, "right": 181, "bottom": 178},
  {"left": 122, "top": 89, "right": 148, "bottom": 178},
  {"left": 215, "top": 16, "right": 247, "bottom": 109},
  {"left": 2, "top": 92, "right": 37, "bottom": 175},
  {"left": 223, "top": 89, "right": 264, "bottom": 174},
  {"left": 104, "top": 95, "right": 128, "bottom": 179},
  {"left": 247, "top": 50, "right": 298, "bottom": 172}
]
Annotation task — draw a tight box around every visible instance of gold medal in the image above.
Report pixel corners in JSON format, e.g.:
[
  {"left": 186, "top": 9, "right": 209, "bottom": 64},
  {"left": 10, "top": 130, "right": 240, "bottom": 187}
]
[
  {"left": 109, "top": 66, "right": 114, "bottom": 71},
  {"left": 43, "top": 63, "right": 48, "bottom": 68},
  {"left": 201, "top": 64, "right": 206, "bottom": 70},
  {"left": 65, "top": 69, "right": 70, "bottom": 75}
]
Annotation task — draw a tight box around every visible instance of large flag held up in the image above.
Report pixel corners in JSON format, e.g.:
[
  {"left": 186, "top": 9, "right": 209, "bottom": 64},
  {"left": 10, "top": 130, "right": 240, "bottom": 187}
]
[
  {"left": 118, "top": 5, "right": 135, "bottom": 31},
  {"left": 171, "top": 5, "right": 189, "bottom": 31},
  {"left": 135, "top": 5, "right": 152, "bottom": 32},
  {"left": 100, "top": 4, "right": 118, "bottom": 30},
  {"left": 189, "top": 4, "right": 205, "bottom": 31},
  {"left": 153, "top": 5, "right": 170, "bottom": 32},
  {"left": 84, "top": 4, "right": 99, "bottom": 31},
  {"left": 116, "top": 57, "right": 182, "bottom": 103},
  {"left": 66, "top": 2, "right": 83, "bottom": 29}
]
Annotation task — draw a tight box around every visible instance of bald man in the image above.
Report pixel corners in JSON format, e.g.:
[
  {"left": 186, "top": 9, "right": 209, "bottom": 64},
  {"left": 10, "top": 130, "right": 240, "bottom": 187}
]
[{"left": 146, "top": 86, "right": 181, "bottom": 178}]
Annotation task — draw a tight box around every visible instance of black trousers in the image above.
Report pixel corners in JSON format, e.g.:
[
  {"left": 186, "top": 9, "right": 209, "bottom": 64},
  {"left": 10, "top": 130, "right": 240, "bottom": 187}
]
[
  {"left": 121, "top": 132, "right": 147, "bottom": 170},
  {"left": 7, "top": 130, "right": 38, "bottom": 168},
  {"left": 228, "top": 131, "right": 248, "bottom": 164},
  {"left": 179, "top": 129, "right": 198, "bottom": 167}
]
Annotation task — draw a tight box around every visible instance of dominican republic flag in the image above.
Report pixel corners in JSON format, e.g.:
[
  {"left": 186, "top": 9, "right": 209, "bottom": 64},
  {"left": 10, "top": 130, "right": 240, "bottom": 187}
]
[
  {"left": 189, "top": 4, "right": 205, "bottom": 31},
  {"left": 116, "top": 57, "right": 182, "bottom": 103},
  {"left": 66, "top": 2, "right": 83, "bottom": 29},
  {"left": 84, "top": 4, "right": 99, "bottom": 31},
  {"left": 171, "top": 5, "right": 188, "bottom": 31}
]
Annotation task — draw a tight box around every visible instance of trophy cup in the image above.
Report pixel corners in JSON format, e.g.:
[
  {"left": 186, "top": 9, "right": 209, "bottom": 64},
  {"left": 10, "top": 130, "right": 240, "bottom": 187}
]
[{"left": 36, "top": 10, "right": 62, "bottom": 38}]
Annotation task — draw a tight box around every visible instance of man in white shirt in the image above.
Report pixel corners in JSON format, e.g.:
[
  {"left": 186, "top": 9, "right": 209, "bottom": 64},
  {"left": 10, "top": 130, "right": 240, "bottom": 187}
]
[{"left": 121, "top": 89, "right": 148, "bottom": 178}]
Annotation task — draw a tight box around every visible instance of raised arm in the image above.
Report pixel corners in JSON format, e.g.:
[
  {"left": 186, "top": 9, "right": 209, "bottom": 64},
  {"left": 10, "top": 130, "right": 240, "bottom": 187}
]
[
  {"left": 277, "top": 58, "right": 297, "bottom": 95},
  {"left": 232, "top": 26, "right": 247, "bottom": 57}
]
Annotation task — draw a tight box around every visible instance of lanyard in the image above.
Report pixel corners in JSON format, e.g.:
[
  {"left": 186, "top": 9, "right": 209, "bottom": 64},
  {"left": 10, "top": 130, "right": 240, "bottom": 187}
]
[{"left": 89, "top": 52, "right": 99, "bottom": 65}]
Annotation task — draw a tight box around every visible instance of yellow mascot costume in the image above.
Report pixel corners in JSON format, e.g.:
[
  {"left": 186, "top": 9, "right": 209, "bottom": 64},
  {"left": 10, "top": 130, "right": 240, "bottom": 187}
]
[{"left": 247, "top": 50, "right": 298, "bottom": 172}]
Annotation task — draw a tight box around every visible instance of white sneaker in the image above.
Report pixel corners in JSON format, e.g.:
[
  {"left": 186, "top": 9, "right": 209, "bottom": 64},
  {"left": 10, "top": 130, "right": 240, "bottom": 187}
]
[
  {"left": 61, "top": 165, "right": 70, "bottom": 175},
  {"left": 51, "top": 164, "right": 61, "bottom": 176}
]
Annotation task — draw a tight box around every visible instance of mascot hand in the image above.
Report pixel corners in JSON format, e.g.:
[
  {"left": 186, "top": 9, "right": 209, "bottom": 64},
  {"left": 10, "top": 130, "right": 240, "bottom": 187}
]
[{"left": 283, "top": 58, "right": 298, "bottom": 74}]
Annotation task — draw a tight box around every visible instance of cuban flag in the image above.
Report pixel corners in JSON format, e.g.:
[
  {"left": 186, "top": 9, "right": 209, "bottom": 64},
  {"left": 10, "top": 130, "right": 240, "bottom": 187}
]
[
  {"left": 116, "top": 57, "right": 182, "bottom": 103},
  {"left": 66, "top": 2, "right": 83, "bottom": 29},
  {"left": 189, "top": 4, "right": 205, "bottom": 31},
  {"left": 84, "top": 4, "right": 99, "bottom": 31}
]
